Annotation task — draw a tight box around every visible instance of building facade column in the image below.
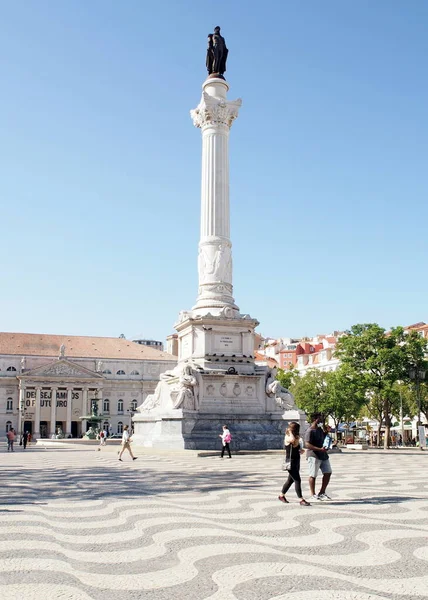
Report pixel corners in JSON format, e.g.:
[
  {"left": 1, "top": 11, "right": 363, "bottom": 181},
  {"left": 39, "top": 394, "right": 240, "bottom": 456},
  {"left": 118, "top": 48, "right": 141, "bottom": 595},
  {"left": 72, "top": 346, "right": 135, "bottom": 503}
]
[
  {"left": 81, "top": 387, "right": 88, "bottom": 434},
  {"left": 18, "top": 383, "right": 25, "bottom": 436},
  {"left": 34, "top": 387, "right": 41, "bottom": 438},
  {"left": 191, "top": 78, "right": 242, "bottom": 315},
  {"left": 97, "top": 388, "right": 103, "bottom": 415},
  {"left": 50, "top": 387, "right": 57, "bottom": 436},
  {"left": 66, "top": 388, "right": 72, "bottom": 436}
]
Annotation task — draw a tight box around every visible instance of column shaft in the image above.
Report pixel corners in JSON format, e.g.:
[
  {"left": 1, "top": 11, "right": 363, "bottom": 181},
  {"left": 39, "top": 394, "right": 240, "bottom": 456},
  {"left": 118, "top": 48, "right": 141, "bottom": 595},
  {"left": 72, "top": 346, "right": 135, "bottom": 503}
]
[
  {"left": 34, "top": 387, "right": 41, "bottom": 438},
  {"left": 50, "top": 388, "right": 57, "bottom": 436},
  {"left": 191, "top": 77, "right": 241, "bottom": 315},
  {"left": 66, "top": 388, "right": 72, "bottom": 436}
]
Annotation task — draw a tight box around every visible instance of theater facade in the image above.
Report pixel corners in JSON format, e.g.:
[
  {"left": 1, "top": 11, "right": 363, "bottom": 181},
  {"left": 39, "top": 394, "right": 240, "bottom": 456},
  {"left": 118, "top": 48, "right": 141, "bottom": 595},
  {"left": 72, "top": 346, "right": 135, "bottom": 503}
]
[{"left": 0, "top": 332, "right": 177, "bottom": 438}]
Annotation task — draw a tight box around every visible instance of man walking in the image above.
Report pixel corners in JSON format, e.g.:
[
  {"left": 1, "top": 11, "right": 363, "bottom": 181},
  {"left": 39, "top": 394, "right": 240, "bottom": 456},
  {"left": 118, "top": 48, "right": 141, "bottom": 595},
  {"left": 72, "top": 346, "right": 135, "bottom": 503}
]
[
  {"left": 304, "top": 413, "right": 332, "bottom": 502},
  {"left": 6, "top": 428, "right": 16, "bottom": 452}
]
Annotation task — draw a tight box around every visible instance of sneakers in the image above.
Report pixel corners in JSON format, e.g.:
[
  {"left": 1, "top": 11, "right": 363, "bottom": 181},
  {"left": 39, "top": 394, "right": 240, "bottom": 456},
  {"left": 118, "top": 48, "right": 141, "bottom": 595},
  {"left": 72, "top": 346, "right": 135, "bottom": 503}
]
[
  {"left": 300, "top": 499, "right": 311, "bottom": 506},
  {"left": 278, "top": 495, "right": 289, "bottom": 504},
  {"left": 132, "top": 457, "right": 138, "bottom": 461},
  {"left": 318, "top": 493, "right": 332, "bottom": 501},
  {"left": 309, "top": 495, "right": 322, "bottom": 502},
  {"left": 118, "top": 458, "right": 122, "bottom": 461}
]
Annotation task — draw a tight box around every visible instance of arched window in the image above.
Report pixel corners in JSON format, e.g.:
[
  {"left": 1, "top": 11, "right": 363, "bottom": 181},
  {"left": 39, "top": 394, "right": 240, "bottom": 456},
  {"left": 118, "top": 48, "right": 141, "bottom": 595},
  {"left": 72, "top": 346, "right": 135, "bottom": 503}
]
[
  {"left": 103, "top": 421, "right": 109, "bottom": 431},
  {"left": 117, "top": 421, "right": 123, "bottom": 434},
  {"left": 6, "top": 421, "right": 12, "bottom": 432},
  {"left": 131, "top": 399, "right": 137, "bottom": 411},
  {"left": 102, "top": 369, "right": 112, "bottom": 375},
  {"left": 130, "top": 370, "right": 140, "bottom": 375},
  {"left": 116, "top": 370, "right": 125, "bottom": 375},
  {"left": 7, "top": 366, "right": 16, "bottom": 372},
  {"left": 6, "top": 398, "right": 13, "bottom": 411},
  {"left": 118, "top": 399, "right": 124, "bottom": 413},
  {"left": 103, "top": 399, "right": 110, "bottom": 413}
]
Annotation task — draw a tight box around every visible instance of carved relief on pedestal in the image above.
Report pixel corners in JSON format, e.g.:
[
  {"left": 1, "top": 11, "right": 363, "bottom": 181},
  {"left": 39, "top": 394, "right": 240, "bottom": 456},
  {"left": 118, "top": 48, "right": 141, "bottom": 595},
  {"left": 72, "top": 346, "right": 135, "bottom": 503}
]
[
  {"left": 220, "top": 383, "right": 227, "bottom": 397},
  {"left": 246, "top": 386, "right": 254, "bottom": 397},
  {"left": 206, "top": 384, "right": 215, "bottom": 396},
  {"left": 233, "top": 383, "right": 241, "bottom": 397},
  {"left": 198, "top": 241, "right": 232, "bottom": 285}
]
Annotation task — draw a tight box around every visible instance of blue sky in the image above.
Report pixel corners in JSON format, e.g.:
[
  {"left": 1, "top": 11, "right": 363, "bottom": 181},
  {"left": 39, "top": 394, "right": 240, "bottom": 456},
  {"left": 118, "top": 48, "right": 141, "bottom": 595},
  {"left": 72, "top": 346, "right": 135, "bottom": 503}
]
[{"left": 1, "top": 0, "right": 427, "bottom": 342}]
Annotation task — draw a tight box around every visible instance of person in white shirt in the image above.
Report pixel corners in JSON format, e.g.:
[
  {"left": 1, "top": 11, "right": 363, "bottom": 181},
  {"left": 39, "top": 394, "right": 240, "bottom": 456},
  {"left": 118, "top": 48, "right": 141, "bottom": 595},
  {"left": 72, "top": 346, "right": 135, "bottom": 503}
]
[
  {"left": 118, "top": 425, "right": 137, "bottom": 461},
  {"left": 219, "top": 424, "right": 232, "bottom": 458}
]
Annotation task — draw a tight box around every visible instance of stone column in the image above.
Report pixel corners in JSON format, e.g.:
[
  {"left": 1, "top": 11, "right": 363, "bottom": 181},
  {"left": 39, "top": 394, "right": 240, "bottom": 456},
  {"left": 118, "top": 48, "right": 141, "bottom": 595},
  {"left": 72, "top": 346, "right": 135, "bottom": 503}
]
[
  {"left": 50, "top": 387, "right": 57, "bottom": 436},
  {"left": 66, "top": 388, "right": 72, "bottom": 436},
  {"left": 18, "top": 383, "right": 25, "bottom": 436},
  {"left": 191, "top": 77, "right": 242, "bottom": 315},
  {"left": 81, "top": 387, "right": 88, "bottom": 434},
  {"left": 34, "top": 387, "right": 41, "bottom": 438}
]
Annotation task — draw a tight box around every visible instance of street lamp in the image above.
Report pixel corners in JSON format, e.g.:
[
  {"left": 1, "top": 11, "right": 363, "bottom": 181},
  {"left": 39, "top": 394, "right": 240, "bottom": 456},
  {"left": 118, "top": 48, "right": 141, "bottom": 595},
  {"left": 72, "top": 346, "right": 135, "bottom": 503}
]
[{"left": 409, "top": 367, "right": 426, "bottom": 449}]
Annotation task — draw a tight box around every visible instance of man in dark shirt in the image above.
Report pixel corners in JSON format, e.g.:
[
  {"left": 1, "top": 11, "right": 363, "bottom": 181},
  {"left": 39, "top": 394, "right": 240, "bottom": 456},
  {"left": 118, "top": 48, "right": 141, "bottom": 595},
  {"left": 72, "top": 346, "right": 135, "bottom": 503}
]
[{"left": 304, "top": 412, "right": 333, "bottom": 501}]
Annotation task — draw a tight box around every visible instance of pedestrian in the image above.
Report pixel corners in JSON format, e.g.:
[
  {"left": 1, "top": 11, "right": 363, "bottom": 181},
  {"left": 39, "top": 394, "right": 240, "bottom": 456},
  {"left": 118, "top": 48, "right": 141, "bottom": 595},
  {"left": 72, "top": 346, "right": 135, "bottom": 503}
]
[
  {"left": 99, "top": 430, "right": 106, "bottom": 447},
  {"left": 118, "top": 425, "right": 137, "bottom": 461},
  {"left": 278, "top": 422, "right": 311, "bottom": 506},
  {"left": 219, "top": 424, "right": 232, "bottom": 458},
  {"left": 304, "top": 413, "right": 333, "bottom": 502},
  {"left": 6, "top": 428, "right": 16, "bottom": 452},
  {"left": 322, "top": 425, "right": 333, "bottom": 450},
  {"left": 22, "top": 431, "right": 29, "bottom": 450}
]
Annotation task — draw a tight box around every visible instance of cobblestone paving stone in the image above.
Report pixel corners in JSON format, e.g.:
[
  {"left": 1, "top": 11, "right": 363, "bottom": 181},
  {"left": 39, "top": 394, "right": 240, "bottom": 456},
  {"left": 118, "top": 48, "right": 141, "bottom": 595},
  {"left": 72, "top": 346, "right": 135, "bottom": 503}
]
[{"left": 1, "top": 445, "right": 428, "bottom": 599}]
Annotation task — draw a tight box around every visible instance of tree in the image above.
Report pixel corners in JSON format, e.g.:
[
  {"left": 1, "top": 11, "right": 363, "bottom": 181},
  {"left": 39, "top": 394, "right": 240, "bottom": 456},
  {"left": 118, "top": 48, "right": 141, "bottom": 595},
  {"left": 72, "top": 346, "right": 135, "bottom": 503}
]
[
  {"left": 290, "top": 369, "right": 330, "bottom": 417},
  {"left": 323, "top": 366, "right": 365, "bottom": 431},
  {"left": 335, "top": 324, "right": 407, "bottom": 449},
  {"left": 276, "top": 367, "right": 298, "bottom": 391},
  {"left": 402, "top": 330, "right": 428, "bottom": 426}
]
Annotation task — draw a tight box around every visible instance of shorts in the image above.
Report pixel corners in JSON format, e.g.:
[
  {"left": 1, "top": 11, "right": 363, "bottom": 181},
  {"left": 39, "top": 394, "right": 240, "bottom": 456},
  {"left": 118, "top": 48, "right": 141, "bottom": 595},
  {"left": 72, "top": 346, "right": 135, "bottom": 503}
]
[{"left": 307, "top": 456, "right": 332, "bottom": 478}]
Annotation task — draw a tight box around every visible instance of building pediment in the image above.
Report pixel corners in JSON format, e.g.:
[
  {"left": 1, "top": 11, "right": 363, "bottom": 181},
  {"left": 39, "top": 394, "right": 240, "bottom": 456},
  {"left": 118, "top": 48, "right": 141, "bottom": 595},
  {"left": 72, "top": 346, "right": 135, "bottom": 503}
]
[{"left": 21, "top": 359, "right": 103, "bottom": 379}]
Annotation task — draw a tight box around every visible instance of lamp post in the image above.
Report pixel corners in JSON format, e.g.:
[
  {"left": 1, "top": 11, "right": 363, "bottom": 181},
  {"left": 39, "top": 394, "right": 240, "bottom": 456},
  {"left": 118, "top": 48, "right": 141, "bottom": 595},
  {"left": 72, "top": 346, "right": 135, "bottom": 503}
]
[
  {"left": 127, "top": 409, "right": 135, "bottom": 434},
  {"left": 409, "top": 367, "right": 426, "bottom": 449}
]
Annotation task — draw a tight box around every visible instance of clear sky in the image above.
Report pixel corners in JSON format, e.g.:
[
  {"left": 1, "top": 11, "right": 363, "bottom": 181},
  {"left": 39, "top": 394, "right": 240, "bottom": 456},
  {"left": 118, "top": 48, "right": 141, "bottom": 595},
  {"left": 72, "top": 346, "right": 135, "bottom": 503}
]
[{"left": 1, "top": 0, "right": 427, "bottom": 343}]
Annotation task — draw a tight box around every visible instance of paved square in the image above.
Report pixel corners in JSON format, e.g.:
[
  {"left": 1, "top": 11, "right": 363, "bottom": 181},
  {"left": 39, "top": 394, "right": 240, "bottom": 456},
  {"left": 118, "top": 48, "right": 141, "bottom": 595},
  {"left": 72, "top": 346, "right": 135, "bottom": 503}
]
[{"left": 1, "top": 445, "right": 428, "bottom": 600}]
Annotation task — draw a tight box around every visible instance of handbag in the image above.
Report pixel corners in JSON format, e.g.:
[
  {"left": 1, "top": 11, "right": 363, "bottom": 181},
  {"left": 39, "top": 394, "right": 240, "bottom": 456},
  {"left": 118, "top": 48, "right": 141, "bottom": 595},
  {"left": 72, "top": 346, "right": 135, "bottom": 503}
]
[
  {"left": 282, "top": 444, "right": 292, "bottom": 471},
  {"left": 282, "top": 456, "right": 291, "bottom": 471}
]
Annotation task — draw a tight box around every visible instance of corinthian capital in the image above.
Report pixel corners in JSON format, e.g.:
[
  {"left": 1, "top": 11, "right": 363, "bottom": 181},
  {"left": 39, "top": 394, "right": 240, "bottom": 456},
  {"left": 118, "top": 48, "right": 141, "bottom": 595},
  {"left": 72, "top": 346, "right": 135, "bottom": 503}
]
[{"left": 191, "top": 91, "right": 242, "bottom": 129}]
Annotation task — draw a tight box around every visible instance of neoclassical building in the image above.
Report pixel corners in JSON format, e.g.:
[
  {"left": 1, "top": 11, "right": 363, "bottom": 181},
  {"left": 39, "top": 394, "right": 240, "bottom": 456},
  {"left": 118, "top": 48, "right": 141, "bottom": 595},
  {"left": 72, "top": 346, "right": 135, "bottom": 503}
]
[{"left": 0, "top": 332, "right": 177, "bottom": 438}]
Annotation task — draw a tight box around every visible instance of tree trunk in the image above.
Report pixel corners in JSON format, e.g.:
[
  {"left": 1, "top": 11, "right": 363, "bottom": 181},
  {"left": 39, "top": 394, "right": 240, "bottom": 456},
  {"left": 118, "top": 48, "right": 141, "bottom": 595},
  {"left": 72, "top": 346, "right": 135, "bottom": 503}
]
[
  {"left": 384, "top": 425, "right": 390, "bottom": 450},
  {"left": 376, "top": 426, "right": 381, "bottom": 447}
]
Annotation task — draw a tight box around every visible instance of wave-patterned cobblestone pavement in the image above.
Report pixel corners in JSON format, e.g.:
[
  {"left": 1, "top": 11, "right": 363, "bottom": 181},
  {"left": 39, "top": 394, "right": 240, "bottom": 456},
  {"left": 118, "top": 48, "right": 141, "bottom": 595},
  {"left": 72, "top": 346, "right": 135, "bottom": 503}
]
[{"left": 1, "top": 446, "right": 428, "bottom": 599}]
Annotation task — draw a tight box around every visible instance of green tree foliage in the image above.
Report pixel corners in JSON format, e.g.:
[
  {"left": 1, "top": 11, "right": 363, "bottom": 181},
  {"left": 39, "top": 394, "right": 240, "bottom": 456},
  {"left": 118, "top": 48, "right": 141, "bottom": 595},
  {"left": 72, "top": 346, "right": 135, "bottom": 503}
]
[
  {"left": 323, "top": 367, "right": 366, "bottom": 430},
  {"left": 290, "top": 369, "right": 329, "bottom": 417},
  {"left": 335, "top": 323, "right": 407, "bottom": 448},
  {"left": 276, "top": 368, "right": 298, "bottom": 391},
  {"left": 401, "top": 330, "right": 428, "bottom": 424}
]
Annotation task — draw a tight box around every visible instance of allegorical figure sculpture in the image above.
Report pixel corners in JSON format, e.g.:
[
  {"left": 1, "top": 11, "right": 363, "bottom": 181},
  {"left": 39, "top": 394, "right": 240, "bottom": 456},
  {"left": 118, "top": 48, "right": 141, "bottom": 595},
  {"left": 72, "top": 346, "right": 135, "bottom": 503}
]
[
  {"left": 206, "top": 26, "right": 228, "bottom": 77},
  {"left": 265, "top": 367, "right": 298, "bottom": 411}
]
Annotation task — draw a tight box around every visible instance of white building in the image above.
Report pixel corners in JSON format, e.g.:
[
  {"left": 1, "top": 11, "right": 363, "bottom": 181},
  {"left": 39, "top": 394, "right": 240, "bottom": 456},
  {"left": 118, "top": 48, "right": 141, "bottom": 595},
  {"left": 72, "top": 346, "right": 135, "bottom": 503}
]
[
  {"left": 0, "top": 332, "right": 176, "bottom": 438},
  {"left": 296, "top": 336, "right": 341, "bottom": 375}
]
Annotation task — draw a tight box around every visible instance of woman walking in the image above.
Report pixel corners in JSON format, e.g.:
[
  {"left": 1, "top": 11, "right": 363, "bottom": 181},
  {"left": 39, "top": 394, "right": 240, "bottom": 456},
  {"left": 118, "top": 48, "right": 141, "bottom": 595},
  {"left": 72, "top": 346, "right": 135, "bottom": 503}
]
[
  {"left": 118, "top": 425, "right": 137, "bottom": 462},
  {"left": 219, "top": 424, "right": 232, "bottom": 458},
  {"left": 278, "top": 422, "right": 310, "bottom": 506}
]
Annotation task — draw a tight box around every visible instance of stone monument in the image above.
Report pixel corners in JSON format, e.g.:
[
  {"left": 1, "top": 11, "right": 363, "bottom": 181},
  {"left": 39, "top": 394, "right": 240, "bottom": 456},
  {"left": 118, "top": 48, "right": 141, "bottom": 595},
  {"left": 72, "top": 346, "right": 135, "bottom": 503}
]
[{"left": 132, "top": 28, "right": 305, "bottom": 449}]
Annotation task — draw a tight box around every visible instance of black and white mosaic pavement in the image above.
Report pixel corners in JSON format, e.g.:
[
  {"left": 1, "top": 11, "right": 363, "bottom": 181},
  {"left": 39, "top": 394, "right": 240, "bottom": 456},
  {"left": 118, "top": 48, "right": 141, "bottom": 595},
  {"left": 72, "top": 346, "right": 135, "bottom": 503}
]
[{"left": 1, "top": 445, "right": 428, "bottom": 599}]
